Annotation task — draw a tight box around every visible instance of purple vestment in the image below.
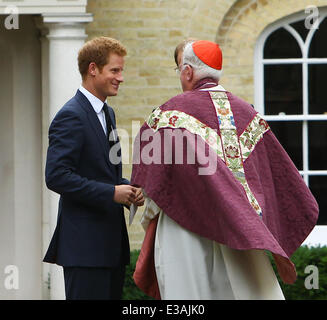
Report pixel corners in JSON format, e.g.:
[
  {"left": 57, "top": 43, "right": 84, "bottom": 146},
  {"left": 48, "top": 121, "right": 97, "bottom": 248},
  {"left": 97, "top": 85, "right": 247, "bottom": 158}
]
[{"left": 131, "top": 78, "right": 319, "bottom": 298}]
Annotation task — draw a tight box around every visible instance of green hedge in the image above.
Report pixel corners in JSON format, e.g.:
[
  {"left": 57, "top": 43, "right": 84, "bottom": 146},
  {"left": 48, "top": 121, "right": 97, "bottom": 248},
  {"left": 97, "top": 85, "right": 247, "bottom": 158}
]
[
  {"left": 269, "top": 245, "right": 327, "bottom": 300},
  {"left": 122, "top": 250, "right": 154, "bottom": 300},
  {"left": 123, "top": 246, "right": 327, "bottom": 300}
]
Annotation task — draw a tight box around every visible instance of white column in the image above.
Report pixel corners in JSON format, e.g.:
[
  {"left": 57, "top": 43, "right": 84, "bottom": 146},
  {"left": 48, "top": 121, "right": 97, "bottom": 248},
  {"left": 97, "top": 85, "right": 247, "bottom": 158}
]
[{"left": 39, "top": 13, "right": 93, "bottom": 300}]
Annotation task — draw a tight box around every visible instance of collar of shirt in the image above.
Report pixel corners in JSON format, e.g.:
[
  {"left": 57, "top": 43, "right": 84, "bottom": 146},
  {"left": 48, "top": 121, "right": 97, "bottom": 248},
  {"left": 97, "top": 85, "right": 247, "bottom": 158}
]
[{"left": 79, "top": 85, "right": 105, "bottom": 114}]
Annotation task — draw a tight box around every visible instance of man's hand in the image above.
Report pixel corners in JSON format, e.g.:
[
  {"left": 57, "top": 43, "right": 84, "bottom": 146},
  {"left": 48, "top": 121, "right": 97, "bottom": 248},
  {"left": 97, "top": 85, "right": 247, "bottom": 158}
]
[
  {"left": 113, "top": 185, "right": 137, "bottom": 206},
  {"left": 133, "top": 188, "right": 145, "bottom": 207}
]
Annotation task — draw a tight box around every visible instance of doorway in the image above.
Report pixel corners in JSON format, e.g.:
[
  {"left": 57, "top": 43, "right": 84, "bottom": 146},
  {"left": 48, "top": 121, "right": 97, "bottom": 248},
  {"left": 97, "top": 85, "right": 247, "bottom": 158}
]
[{"left": 0, "top": 14, "right": 42, "bottom": 299}]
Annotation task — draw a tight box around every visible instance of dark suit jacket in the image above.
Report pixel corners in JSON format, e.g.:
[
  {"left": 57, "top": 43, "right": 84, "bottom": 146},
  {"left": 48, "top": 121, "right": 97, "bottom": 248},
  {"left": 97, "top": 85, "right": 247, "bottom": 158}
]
[{"left": 43, "top": 90, "right": 130, "bottom": 267}]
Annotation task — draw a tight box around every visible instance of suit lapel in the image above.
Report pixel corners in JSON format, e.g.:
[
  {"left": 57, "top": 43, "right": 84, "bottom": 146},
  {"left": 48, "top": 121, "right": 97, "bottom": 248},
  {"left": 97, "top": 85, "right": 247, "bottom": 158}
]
[
  {"left": 107, "top": 104, "right": 123, "bottom": 180},
  {"left": 75, "top": 90, "right": 112, "bottom": 168},
  {"left": 88, "top": 111, "right": 112, "bottom": 167}
]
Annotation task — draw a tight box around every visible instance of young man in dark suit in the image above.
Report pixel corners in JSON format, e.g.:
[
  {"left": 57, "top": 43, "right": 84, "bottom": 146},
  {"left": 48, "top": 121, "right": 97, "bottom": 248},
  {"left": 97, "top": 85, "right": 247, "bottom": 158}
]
[{"left": 43, "top": 37, "right": 144, "bottom": 300}]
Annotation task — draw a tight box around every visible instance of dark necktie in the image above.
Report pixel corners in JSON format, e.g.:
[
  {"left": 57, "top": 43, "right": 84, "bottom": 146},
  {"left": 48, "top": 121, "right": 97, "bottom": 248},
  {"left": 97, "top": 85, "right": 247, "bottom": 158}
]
[
  {"left": 102, "top": 103, "right": 115, "bottom": 146},
  {"left": 102, "top": 103, "right": 121, "bottom": 169}
]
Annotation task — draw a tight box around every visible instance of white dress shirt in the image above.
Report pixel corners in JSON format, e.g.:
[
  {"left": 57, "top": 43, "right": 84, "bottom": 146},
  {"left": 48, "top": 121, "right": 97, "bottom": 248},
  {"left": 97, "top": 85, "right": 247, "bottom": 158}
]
[{"left": 79, "top": 85, "right": 108, "bottom": 135}]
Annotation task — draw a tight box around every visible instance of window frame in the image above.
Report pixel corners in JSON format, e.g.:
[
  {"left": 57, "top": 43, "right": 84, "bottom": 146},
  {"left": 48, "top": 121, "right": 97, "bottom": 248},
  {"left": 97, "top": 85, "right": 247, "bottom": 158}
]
[{"left": 254, "top": 9, "right": 327, "bottom": 245}]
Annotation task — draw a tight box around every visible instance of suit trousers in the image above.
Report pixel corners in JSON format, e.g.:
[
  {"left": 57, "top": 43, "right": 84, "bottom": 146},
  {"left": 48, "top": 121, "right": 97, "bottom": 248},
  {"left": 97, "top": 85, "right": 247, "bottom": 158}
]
[{"left": 63, "top": 265, "right": 126, "bottom": 300}]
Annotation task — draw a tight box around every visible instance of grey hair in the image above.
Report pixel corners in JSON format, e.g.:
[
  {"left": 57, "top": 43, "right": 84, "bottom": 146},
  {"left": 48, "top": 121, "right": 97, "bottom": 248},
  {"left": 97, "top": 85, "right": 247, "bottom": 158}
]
[{"left": 182, "top": 41, "right": 222, "bottom": 81}]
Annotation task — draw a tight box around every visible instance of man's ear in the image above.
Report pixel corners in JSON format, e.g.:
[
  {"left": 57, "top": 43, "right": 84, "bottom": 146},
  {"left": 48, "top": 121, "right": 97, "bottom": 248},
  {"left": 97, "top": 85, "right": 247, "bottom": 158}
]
[
  {"left": 185, "top": 65, "right": 193, "bottom": 81},
  {"left": 88, "top": 62, "right": 98, "bottom": 77}
]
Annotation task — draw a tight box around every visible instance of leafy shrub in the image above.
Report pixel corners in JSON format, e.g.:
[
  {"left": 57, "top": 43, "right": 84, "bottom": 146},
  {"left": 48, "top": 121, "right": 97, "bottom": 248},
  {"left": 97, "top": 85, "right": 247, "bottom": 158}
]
[
  {"left": 269, "top": 245, "right": 327, "bottom": 300},
  {"left": 122, "top": 250, "right": 153, "bottom": 300},
  {"left": 123, "top": 246, "right": 327, "bottom": 300}
]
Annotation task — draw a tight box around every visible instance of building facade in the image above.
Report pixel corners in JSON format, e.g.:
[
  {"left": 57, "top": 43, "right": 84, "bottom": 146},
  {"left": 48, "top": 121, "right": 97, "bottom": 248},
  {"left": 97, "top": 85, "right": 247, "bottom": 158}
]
[{"left": 0, "top": 0, "right": 326, "bottom": 299}]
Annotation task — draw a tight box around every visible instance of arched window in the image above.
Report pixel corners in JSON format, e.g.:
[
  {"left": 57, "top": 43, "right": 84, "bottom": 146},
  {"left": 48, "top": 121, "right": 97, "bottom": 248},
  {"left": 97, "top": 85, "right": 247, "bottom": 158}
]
[{"left": 254, "top": 9, "right": 327, "bottom": 228}]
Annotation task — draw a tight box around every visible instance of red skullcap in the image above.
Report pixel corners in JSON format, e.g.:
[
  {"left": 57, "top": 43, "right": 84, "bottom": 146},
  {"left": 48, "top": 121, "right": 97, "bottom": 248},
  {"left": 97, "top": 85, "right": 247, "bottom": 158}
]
[{"left": 192, "top": 40, "right": 222, "bottom": 70}]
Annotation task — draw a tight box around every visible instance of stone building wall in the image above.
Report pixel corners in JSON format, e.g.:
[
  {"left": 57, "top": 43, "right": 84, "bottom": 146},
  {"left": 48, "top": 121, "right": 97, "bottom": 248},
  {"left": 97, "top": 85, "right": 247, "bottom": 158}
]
[{"left": 85, "top": 0, "right": 327, "bottom": 250}]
